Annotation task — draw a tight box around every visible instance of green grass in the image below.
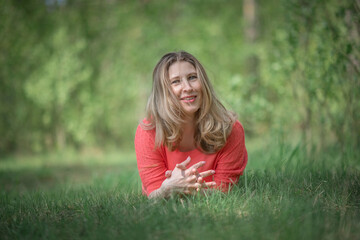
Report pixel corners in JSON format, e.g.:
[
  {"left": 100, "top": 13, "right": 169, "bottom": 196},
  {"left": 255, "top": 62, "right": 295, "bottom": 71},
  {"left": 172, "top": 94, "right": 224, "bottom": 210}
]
[{"left": 0, "top": 143, "right": 359, "bottom": 240}]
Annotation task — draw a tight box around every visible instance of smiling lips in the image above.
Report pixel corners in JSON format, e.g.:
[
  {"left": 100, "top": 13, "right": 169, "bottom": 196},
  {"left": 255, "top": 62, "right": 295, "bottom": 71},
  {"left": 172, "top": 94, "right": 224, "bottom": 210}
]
[{"left": 180, "top": 95, "right": 197, "bottom": 103}]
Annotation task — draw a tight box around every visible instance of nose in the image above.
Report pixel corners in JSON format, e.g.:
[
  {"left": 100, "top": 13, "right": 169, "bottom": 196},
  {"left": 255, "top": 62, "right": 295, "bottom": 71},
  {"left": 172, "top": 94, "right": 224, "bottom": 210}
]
[{"left": 182, "top": 79, "right": 192, "bottom": 92}]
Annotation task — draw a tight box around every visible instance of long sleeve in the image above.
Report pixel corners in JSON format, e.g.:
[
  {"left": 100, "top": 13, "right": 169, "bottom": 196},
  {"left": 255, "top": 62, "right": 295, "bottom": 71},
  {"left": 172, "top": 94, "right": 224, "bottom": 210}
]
[
  {"left": 134, "top": 124, "right": 167, "bottom": 196},
  {"left": 213, "top": 121, "right": 248, "bottom": 191}
]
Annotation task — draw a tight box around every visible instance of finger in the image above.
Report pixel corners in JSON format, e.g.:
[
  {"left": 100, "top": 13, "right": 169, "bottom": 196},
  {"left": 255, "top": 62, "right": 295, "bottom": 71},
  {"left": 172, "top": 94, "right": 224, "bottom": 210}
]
[
  {"left": 176, "top": 156, "right": 191, "bottom": 170},
  {"left": 186, "top": 175, "right": 197, "bottom": 183},
  {"left": 198, "top": 170, "right": 215, "bottom": 178},
  {"left": 183, "top": 190, "right": 192, "bottom": 195},
  {"left": 175, "top": 164, "right": 187, "bottom": 170},
  {"left": 165, "top": 170, "right": 172, "bottom": 178},
  {"left": 182, "top": 186, "right": 195, "bottom": 195},
  {"left": 202, "top": 181, "right": 216, "bottom": 188},
  {"left": 191, "top": 168, "right": 201, "bottom": 180},
  {"left": 188, "top": 161, "right": 206, "bottom": 172},
  {"left": 183, "top": 190, "right": 196, "bottom": 195},
  {"left": 187, "top": 182, "right": 202, "bottom": 190}
]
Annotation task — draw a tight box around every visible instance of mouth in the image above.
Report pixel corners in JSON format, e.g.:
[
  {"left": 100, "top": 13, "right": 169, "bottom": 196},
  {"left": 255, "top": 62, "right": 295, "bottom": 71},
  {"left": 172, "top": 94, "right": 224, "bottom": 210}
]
[
  {"left": 180, "top": 95, "right": 197, "bottom": 103},
  {"left": 180, "top": 95, "right": 197, "bottom": 102}
]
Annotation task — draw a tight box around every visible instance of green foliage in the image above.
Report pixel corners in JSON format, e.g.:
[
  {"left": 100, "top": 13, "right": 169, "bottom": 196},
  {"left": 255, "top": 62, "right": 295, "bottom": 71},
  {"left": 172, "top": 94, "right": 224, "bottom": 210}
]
[
  {"left": 224, "top": 0, "right": 360, "bottom": 149},
  {"left": 0, "top": 0, "right": 359, "bottom": 153},
  {"left": 264, "top": 0, "right": 360, "bottom": 149},
  {"left": 25, "top": 27, "right": 94, "bottom": 148}
]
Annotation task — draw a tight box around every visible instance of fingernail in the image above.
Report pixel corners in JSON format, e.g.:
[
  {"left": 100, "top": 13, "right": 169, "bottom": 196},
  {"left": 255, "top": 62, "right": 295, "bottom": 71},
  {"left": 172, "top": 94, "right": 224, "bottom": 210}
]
[
  {"left": 202, "top": 161, "right": 206, "bottom": 164},
  {"left": 211, "top": 170, "right": 215, "bottom": 174}
]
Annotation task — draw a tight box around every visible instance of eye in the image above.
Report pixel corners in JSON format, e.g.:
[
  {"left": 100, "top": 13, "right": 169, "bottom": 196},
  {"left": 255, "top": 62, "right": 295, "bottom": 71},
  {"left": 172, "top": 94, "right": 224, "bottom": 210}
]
[
  {"left": 171, "top": 79, "right": 180, "bottom": 85},
  {"left": 188, "top": 75, "right": 197, "bottom": 81}
]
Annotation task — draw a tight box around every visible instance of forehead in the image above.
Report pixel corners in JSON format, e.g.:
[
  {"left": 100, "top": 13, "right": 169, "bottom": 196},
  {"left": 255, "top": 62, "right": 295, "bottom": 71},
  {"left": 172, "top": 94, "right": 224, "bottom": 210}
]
[{"left": 168, "top": 61, "right": 196, "bottom": 79}]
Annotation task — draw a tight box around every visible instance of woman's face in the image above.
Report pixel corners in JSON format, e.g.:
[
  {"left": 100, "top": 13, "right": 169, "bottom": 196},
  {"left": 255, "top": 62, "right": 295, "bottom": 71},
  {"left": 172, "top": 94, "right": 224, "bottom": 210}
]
[{"left": 168, "top": 61, "right": 202, "bottom": 118}]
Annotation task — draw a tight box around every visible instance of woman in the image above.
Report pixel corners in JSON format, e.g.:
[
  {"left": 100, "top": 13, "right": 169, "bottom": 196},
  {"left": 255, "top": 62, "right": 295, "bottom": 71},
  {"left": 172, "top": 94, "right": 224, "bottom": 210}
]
[{"left": 135, "top": 51, "right": 247, "bottom": 199}]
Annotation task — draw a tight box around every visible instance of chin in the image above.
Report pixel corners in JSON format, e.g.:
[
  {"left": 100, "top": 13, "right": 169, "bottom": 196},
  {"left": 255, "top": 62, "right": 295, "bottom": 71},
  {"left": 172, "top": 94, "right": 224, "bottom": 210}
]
[{"left": 183, "top": 108, "right": 200, "bottom": 116}]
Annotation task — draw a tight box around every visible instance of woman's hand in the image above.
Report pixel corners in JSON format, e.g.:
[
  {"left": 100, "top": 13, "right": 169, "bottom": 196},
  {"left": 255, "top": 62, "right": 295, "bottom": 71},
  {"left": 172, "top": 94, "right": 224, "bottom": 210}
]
[{"left": 160, "top": 156, "right": 216, "bottom": 195}]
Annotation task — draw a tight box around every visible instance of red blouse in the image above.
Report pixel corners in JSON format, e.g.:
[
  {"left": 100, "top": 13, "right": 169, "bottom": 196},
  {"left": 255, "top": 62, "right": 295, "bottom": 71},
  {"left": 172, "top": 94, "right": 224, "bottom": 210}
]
[{"left": 134, "top": 120, "right": 248, "bottom": 196}]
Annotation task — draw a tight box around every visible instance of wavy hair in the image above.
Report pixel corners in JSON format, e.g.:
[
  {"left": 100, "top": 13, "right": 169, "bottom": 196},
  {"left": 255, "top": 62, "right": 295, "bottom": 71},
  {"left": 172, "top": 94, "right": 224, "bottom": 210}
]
[{"left": 143, "top": 51, "right": 236, "bottom": 154}]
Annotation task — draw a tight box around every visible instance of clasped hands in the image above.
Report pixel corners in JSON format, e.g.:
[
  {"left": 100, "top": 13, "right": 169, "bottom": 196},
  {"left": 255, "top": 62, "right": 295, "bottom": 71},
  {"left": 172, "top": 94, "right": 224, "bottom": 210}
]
[{"left": 160, "top": 156, "right": 216, "bottom": 195}]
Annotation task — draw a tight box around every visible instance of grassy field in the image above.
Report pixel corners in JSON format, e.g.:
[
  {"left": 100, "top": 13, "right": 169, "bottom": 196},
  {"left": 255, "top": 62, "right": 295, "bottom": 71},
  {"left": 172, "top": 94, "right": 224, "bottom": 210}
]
[{"left": 1, "top": 142, "right": 359, "bottom": 239}]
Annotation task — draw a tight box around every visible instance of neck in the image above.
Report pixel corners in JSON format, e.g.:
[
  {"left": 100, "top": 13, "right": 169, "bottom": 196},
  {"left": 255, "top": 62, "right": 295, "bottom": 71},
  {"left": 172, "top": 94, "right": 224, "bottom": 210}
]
[
  {"left": 182, "top": 114, "right": 195, "bottom": 131},
  {"left": 178, "top": 117, "right": 196, "bottom": 152},
  {"left": 183, "top": 112, "right": 195, "bottom": 123}
]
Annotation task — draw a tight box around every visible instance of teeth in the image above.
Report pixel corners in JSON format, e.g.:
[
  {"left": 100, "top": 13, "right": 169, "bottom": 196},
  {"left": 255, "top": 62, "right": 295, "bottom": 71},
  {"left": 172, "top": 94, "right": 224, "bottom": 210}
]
[{"left": 183, "top": 96, "right": 195, "bottom": 100}]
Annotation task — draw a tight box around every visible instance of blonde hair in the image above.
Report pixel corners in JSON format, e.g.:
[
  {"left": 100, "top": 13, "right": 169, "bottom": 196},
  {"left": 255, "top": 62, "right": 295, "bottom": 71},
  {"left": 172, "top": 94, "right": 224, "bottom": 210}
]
[{"left": 143, "top": 51, "right": 236, "bottom": 154}]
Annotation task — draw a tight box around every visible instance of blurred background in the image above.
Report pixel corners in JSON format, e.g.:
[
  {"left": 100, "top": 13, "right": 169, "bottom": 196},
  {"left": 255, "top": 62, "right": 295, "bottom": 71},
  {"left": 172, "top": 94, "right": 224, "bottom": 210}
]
[{"left": 1, "top": 0, "right": 359, "bottom": 156}]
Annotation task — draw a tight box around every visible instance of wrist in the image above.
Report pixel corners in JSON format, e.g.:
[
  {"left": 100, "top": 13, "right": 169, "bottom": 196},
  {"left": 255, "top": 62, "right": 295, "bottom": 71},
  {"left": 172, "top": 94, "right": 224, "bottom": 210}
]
[{"left": 160, "top": 180, "right": 172, "bottom": 197}]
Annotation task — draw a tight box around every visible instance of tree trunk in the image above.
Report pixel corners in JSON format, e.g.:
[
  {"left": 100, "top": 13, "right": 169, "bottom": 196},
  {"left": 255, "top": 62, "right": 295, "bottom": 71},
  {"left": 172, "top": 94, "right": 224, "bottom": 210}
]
[{"left": 243, "top": 0, "right": 258, "bottom": 42}]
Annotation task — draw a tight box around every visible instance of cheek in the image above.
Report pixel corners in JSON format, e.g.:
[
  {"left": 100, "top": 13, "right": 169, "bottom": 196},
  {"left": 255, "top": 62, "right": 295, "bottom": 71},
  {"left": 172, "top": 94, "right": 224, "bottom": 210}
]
[
  {"left": 195, "top": 80, "right": 202, "bottom": 90},
  {"left": 171, "top": 86, "right": 182, "bottom": 97},
  {"left": 195, "top": 82, "right": 202, "bottom": 95}
]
